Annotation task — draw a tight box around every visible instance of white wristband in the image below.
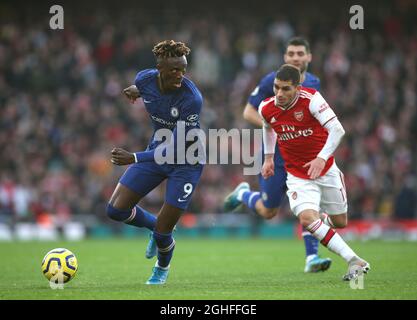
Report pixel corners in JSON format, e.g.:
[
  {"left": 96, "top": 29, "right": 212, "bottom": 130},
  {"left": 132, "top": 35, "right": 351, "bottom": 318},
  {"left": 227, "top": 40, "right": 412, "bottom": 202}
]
[{"left": 263, "top": 125, "right": 277, "bottom": 155}]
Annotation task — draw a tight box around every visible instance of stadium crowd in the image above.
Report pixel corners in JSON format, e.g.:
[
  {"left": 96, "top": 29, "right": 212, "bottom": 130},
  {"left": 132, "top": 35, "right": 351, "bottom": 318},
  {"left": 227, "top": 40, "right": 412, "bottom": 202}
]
[{"left": 1, "top": 0, "right": 416, "bottom": 227}]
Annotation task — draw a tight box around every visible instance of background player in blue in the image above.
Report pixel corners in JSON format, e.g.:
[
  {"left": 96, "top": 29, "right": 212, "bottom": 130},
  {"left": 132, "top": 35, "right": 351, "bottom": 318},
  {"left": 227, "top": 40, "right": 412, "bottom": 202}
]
[
  {"left": 224, "top": 37, "right": 332, "bottom": 273},
  {"left": 106, "top": 40, "right": 204, "bottom": 285}
]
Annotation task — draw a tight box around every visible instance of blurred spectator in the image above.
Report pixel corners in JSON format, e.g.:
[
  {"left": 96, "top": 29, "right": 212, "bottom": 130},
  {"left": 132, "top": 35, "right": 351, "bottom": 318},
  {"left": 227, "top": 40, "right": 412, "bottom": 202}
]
[
  {"left": 394, "top": 176, "right": 417, "bottom": 220},
  {"left": 0, "top": 0, "right": 416, "bottom": 226}
]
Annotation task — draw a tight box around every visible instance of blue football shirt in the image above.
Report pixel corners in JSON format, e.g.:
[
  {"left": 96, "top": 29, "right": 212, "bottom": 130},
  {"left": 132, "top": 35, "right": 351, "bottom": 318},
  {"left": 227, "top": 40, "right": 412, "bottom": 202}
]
[{"left": 134, "top": 69, "right": 203, "bottom": 163}]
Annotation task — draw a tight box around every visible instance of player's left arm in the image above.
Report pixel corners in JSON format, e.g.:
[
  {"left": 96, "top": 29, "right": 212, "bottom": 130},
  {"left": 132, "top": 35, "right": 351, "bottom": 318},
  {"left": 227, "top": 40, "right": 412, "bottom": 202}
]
[
  {"left": 303, "top": 92, "right": 345, "bottom": 179},
  {"left": 110, "top": 147, "right": 135, "bottom": 165}
]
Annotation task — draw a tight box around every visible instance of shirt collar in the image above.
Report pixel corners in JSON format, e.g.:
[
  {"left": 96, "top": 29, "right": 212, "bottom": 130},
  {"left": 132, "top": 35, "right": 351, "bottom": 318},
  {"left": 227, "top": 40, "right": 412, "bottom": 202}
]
[{"left": 275, "top": 91, "right": 300, "bottom": 111}]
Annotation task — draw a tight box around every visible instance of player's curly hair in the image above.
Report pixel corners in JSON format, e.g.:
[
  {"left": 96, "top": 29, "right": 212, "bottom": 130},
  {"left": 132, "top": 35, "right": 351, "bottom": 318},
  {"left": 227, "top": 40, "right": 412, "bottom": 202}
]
[{"left": 152, "top": 40, "right": 191, "bottom": 60}]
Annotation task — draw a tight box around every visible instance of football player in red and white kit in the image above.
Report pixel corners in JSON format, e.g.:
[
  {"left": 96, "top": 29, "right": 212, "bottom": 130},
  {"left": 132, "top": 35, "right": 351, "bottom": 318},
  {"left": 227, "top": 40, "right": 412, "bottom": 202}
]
[{"left": 259, "top": 64, "right": 370, "bottom": 281}]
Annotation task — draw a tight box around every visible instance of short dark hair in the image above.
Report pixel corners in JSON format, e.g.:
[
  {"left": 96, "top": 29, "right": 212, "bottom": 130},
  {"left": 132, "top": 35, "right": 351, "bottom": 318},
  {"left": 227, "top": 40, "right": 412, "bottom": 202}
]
[
  {"left": 152, "top": 40, "right": 191, "bottom": 60},
  {"left": 286, "top": 36, "right": 311, "bottom": 53},
  {"left": 275, "top": 64, "right": 301, "bottom": 86}
]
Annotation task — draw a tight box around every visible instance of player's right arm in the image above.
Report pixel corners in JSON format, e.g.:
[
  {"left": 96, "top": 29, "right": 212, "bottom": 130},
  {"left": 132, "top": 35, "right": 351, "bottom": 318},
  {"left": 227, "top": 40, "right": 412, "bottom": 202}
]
[
  {"left": 261, "top": 146, "right": 275, "bottom": 179},
  {"left": 258, "top": 101, "right": 277, "bottom": 179},
  {"left": 123, "top": 69, "right": 157, "bottom": 103},
  {"left": 112, "top": 71, "right": 147, "bottom": 165},
  {"left": 123, "top": 85, "right": 140, "bottom": 103}
]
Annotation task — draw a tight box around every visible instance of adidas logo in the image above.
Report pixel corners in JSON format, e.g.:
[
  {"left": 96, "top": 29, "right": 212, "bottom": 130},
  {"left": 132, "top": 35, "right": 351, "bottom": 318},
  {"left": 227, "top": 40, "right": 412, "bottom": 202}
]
[{"left": 271, "top": 117, "right": 277, "bottom": 123}]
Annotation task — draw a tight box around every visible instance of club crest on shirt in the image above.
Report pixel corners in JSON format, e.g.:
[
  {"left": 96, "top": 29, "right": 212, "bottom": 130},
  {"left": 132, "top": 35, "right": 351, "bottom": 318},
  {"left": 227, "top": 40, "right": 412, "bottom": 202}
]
[
  {"left": 170, "top": 107, "right": 179, "bottom": 118},
  {"left": 294, "top": 111, "right": 304, "bottom": 121},
  {"left": 292, "top": 192, "right": 297, "bottom": 200}
]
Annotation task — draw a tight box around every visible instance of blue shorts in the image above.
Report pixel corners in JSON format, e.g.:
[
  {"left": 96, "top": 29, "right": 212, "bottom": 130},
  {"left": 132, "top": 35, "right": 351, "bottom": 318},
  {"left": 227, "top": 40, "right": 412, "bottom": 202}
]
[
  {"left": 119, "top": 162, "right": 204, "bottom": 210},
  {"left": 258, "top": 149, "right": 287, "bottom": 209}
]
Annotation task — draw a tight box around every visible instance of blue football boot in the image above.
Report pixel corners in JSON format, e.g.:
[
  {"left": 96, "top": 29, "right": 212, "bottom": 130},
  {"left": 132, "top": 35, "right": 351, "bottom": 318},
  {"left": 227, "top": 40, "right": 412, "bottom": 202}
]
[
  {"left": 146, "top": 266, "right": 169, "bottom": 285},
  {"left": 304, "top": 255, "right": 332, "bottom": 273},
  {"left": 223, "top": 182, "right": 250, "bottom": 212}
]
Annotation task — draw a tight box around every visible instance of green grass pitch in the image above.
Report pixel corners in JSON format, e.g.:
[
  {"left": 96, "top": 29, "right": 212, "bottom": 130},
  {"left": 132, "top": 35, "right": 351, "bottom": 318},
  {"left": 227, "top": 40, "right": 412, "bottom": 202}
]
[{"left": 1, "top": 238, "right": 417, "bottom": 300}]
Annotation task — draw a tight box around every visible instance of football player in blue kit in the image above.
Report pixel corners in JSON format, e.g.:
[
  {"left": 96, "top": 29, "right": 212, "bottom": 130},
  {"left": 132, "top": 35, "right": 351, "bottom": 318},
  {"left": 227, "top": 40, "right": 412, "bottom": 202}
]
[
  {"left": 224, "top": 37, "right": 332, "bottom": 273},
  {"left": 107, "top": 40, "right": 204, "bottom": 284}
]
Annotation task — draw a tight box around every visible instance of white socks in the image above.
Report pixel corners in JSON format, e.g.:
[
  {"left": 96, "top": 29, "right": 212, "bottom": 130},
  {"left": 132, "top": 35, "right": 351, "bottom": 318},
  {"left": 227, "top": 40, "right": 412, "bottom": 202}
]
[
  {"left": 306, "top": 219, "right": 356, "bottom": 262},
  {"left": 156, "top": 261, "right": 170, "bottom": 270}
]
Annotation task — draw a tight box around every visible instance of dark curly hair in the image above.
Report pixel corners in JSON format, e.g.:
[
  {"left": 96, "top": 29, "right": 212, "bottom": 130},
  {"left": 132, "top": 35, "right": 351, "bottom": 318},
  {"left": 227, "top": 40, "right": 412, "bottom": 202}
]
[
  {"left": 275, "top": 64, "right": 301, "bottom": 86},
  {"left": 152, "top": 40, "right": 191, "bottom": 60}
]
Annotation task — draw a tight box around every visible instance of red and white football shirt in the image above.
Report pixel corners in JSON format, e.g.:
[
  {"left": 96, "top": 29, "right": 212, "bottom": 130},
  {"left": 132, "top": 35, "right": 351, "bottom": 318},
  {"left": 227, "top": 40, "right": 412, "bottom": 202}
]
[{"left": 259, "top": 87, "right": 337, "bottom": 179}]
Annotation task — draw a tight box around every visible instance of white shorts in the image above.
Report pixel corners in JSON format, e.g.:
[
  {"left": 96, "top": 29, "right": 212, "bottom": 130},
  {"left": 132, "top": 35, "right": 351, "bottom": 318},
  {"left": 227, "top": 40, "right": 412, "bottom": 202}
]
[{"left": 286, "top": 162, "right": 348, "bottom": 217}]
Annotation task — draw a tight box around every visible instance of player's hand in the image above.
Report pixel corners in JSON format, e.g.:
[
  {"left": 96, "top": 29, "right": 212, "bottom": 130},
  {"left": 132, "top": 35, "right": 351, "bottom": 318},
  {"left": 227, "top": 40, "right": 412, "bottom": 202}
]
[
  {"left": 110, "top": 148, "right": 135, "bottom": 166},
  {"left": 123, "top": 85, "right": 140, "bottom": 104},
  {"left": 303, "top": 157, "right": 326, "bottom": 179},
  {"left": 261, "top": 156, "right": 275, "bottom": 179}
]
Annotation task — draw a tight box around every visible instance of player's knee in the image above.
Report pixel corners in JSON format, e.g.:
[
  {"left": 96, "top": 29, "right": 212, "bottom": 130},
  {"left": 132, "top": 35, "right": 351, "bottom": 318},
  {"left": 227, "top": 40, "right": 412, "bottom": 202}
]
[
  {"left": 299, "top": 217, "right": 311, "bottom": 229},
  {"left": 334, "top": 220, "right": 347, "bottom": 229},
  {"left": 260, "top": 207, "right": 279, "bottom": 220},
  {"left": 332, "top": 215, "right": 348, "bottom": 228},
  {"left": 106, "top": 203, "right": 131, "bottom": 222},
  {"left": 299, "top": 214, "right": 316, "bottom": 229}
]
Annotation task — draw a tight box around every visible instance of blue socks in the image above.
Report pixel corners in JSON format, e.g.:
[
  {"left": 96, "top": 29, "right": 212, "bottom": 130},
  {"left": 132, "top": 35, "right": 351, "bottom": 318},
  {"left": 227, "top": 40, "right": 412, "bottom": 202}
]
[
  {"left": 127, "top": 205, "right": 157, "bottom": 230},
  {"left": 106, "top": 204, "right": 156, "bottom": 231},
  {"left": 302, "top": 227, "right": 319, "bottom": 257},
  {"left": 153, "top": 231, "right": 175, "bottom": 268},
  {"left": 241, "top": 191, "right": 261, "bottom": 212}
]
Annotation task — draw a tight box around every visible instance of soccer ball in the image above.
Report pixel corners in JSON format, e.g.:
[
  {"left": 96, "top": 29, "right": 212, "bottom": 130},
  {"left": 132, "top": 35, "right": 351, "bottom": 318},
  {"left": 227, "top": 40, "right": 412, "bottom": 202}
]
[{"left": 41, "top": 248, "right": 78, "bottom": 284}]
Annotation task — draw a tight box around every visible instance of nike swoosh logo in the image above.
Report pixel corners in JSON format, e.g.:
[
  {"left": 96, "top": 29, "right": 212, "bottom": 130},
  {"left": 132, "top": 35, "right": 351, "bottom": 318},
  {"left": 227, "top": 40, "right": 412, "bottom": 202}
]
[
  {"left": 177, "top": 198, "right": 188, "bottom": 202},
  {"left": 143, "top": 99, "right": 152, "bottom": 103}
]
